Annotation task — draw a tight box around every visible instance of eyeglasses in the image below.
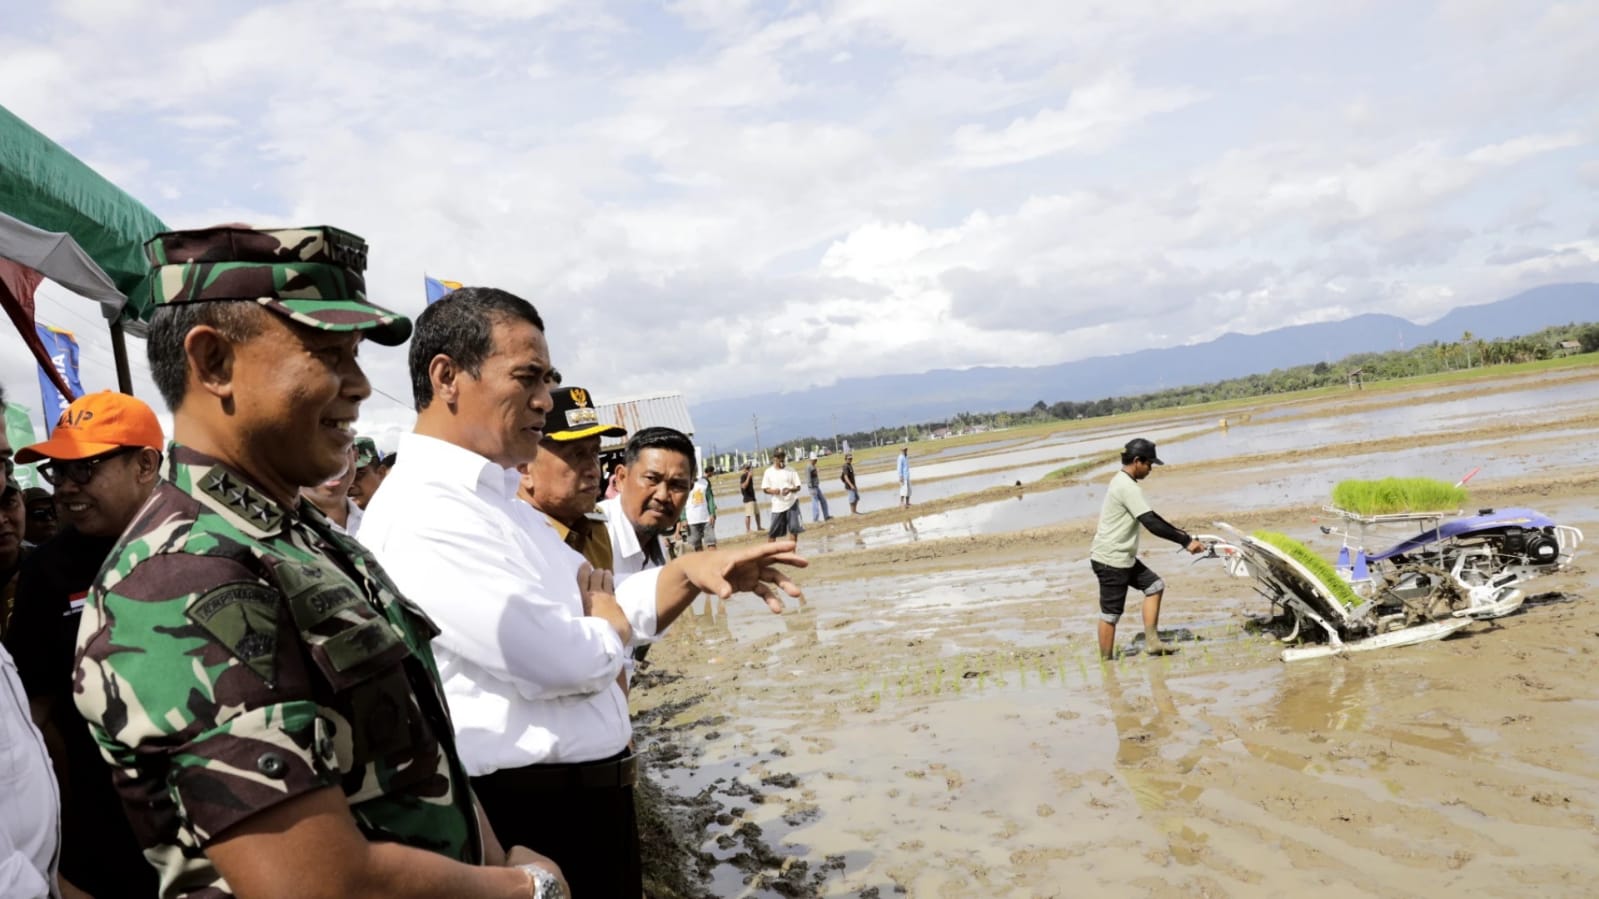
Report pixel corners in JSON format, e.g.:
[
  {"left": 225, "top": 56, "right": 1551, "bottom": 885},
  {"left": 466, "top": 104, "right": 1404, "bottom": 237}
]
[
  {"left": 28, "top": 506, "right": 56, "bottom": 521},
  {"left": 39, "top": 448, "right": 136, "bottom": 488}
]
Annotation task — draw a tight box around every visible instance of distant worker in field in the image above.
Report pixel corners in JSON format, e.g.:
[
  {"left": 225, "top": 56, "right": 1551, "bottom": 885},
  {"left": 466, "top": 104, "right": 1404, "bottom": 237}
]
[
  {"left": 762, "top": 449, "right": 804, "bottom": 543},
  {"left": 806, "top": 457, "right": 832, "bottom": 522},
  {"left": 840, "top": 452, "right": 860, "bottom": 514},
  {"left": 897, "top": 446, "right": 912, "bottom": 508},
  {"left": 739, "top": 461, "right": 761, "bottom": 532},
  {"left": 682, "top": 463, "right": 718, "bottom": 551},
  {"left": 1089, "top": 438, "right": 1203, "bottom": 660}
]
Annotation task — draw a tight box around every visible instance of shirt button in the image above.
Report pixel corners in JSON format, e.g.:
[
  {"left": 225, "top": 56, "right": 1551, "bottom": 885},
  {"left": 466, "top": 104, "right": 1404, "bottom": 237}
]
[{"left": 257, "top": 752, "right": 289, "bottom": 779}]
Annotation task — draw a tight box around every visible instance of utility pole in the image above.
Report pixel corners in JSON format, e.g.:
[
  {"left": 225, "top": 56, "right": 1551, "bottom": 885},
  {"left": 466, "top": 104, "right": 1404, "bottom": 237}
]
[{"left": 752, "top": 414, "right": 762, "bottom": 458}]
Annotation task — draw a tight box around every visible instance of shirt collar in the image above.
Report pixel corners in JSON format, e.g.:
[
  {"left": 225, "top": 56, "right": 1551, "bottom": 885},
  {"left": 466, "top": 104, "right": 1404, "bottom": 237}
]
[
  {"left": 598, "top": 496, "right": 644, "bottom": 558},
  {"left": 396, "top": 432, "right": 520, "bottom": 499},
  {"left": 543, "top": 512, "right": 573, "bottom": 543}
]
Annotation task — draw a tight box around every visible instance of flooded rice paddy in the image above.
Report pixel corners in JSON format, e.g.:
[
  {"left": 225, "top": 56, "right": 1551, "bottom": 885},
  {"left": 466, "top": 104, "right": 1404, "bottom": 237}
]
[{"left": 640, "top": 366, "right": 1599, "bottom": 897}]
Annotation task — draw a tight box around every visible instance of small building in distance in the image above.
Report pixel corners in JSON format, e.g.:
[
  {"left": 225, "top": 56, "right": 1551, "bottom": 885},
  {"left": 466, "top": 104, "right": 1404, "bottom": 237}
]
[{"left": 594, "top": 393, "right": 698, "bottom": 470}]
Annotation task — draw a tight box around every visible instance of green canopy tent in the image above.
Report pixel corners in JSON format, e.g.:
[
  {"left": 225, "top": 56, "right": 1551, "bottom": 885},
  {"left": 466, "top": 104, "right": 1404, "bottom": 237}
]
[{"left": 0, "top": 102, "right": 169, "bottom": 393}]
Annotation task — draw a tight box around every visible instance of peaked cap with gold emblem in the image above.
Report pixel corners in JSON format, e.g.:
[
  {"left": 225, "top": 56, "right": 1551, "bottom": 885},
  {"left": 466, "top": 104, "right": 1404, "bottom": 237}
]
[{"left": 545, "top": 386, "right": 627, "bottom": 442}]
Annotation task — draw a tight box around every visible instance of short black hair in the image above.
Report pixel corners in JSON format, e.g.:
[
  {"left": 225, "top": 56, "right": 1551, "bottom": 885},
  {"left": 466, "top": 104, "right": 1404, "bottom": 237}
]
[
  {"left": 624, "top": 427, "right": 696, "bottom": 474},
  {"left": 409, "top": 286, "right": 545, "bottom": 410},
  {"left": 146, "top": 302, "right": 268, "bottom": 410}
]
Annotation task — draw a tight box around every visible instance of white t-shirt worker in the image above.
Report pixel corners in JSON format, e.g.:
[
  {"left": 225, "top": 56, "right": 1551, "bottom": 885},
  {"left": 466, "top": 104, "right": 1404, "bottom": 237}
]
[{"left": 760, "top": 453, "right": 804, "bottom": 541}]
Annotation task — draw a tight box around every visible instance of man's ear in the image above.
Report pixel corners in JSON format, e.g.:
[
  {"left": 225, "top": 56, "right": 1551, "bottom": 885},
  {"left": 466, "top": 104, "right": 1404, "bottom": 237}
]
[
  {"left": 184, "top": 325, "right": 237, "bottom": 403},
  {"left": 429, "top": 354, "right": 461, "bottom": 406},
  {"left": 134, "top": 447, "right": 163, "bottom": 485}
]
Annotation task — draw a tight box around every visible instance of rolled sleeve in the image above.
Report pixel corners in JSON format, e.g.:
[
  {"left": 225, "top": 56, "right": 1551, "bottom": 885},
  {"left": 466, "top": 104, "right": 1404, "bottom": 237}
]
[
  {"left": 76, "top": 556, "right": 342, "bottom": 849},
  {"left": 170, "top": 700, "right": 336, "bottom": 844}
]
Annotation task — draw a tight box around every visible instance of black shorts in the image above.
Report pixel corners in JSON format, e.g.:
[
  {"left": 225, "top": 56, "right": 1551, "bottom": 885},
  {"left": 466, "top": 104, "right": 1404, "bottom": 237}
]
[
  {"left": 1090, "top": 559, "right": 1164, "bottom": 622},
  {"left": 768, "top": 506, "right": 804, "bottom": 539}
]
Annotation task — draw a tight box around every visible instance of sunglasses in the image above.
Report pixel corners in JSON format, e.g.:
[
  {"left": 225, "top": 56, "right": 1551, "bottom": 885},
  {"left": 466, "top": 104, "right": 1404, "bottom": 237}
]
[
  {"left": 39, "top": 447, "right": 137, "bottom": 488},
  {"left": 28, "top": 506, "right": 56, "bottom": 521}
]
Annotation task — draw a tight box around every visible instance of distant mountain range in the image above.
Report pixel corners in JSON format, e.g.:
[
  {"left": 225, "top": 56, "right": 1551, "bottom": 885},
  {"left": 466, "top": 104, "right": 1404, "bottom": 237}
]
[{"left": 690, "top": 283, "right": 1599, "bottom": 450}]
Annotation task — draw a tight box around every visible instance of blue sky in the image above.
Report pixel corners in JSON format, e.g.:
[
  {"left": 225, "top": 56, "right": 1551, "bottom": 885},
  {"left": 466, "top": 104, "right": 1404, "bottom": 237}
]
[{"left": 3, "top": 0, "right": 1597, "bottom": 438}]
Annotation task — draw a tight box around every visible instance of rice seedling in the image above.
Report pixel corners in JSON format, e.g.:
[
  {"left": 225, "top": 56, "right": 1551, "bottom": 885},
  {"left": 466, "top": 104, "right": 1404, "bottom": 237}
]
[
  {"left": 1252, "top": 530, "right": 1363, "bottom": 608},
  {"left": 1331, "top": 477, "right": 1467, "bottom": 515}
]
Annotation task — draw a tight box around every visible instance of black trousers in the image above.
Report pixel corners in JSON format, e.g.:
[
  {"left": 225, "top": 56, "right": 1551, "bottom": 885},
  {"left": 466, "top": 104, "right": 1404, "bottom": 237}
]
[{"left": 472, "top": 751, "right": 641, "bottom": 898}]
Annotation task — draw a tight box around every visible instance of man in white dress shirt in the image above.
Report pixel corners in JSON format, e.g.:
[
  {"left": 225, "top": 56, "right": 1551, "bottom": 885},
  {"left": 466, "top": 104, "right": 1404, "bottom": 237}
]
[
  {"left": 1, "top": 453, "right": 68, "bottom": 899},
  {"left": 597, "top": 426, "right": 696, "bottom": 664},
  {"left": 358, "top": 287, "right": 805, "bottom": 898},
  {"left": 597, "top": 426, "right": 695, "bottom": 578},
  {"left": 1, "top": 639, "right": 64, "bottom": 899}
]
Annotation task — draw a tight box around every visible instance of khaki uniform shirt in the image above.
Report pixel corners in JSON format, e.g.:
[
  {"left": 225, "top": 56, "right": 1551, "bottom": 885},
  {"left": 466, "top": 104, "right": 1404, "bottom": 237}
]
[
  {"left": 74, "top": 445, "right": 481, "bottom": 897},
  {"left": 544, "top": 510, "right": 615, "bottom": 572}
]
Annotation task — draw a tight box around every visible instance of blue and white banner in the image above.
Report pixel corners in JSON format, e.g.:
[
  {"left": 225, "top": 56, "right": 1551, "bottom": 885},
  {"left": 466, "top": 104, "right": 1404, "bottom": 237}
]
[{"left": 34, "top": 323, "right": 83, "bottom": 430}]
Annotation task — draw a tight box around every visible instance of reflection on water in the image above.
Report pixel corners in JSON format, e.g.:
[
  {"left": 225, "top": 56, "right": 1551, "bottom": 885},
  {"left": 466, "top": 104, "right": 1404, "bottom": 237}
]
[
  {"left": 1174, "top": 377, "right": 1599, "bottom": 468},
  {"left": 1268, "top": 663, "right": 1370, "bottom": 734},
  {"left": 796, "top": 378, "right": 1598, "bottom": 545},
  {"left": 846, "top": 422, "right": 1197, "bottom": 493},
  {"left": 1101, "top": 662, "right": 1215, "bottom": 865},
  {"left": 786, "top": 393, "right": 1599, "bottom": 553}
]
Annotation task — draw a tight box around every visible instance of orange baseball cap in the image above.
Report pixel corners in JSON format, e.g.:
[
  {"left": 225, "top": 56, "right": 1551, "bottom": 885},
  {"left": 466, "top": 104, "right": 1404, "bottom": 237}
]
[{"left": 16, "top": 391, "right": 165, "bottom": 463}]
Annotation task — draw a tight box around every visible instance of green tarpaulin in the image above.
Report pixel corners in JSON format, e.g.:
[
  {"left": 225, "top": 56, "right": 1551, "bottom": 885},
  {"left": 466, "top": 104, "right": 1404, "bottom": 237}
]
[
  {"left": 0, "top": 102, "right": 169, "bottom": 324},
  {"left": 4, "top": 401, "right": 41, "bottom": 489}
]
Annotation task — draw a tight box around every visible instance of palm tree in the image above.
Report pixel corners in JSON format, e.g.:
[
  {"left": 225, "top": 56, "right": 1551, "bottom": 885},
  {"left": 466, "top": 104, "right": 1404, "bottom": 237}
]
[{"left": 1460, "top": 331, "right": 1475, "bottom": 368}]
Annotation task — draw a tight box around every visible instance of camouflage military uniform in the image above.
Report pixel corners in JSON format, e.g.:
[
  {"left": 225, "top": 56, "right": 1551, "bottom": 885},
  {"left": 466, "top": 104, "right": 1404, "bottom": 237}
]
[{"left": 74, "top": 446, "right": 482, "bottom": 898}]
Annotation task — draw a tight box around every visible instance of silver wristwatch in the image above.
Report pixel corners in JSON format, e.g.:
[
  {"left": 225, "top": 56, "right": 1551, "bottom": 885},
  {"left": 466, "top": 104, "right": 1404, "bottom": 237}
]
[{"left": 518, "top": 863, "right": 567, "bottom": 899}]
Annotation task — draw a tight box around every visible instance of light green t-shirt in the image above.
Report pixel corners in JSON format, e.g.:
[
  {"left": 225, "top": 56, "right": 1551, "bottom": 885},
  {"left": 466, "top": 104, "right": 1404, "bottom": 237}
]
[{"left": 1090, "top": 470, "right": 1152, "bottom": 568}]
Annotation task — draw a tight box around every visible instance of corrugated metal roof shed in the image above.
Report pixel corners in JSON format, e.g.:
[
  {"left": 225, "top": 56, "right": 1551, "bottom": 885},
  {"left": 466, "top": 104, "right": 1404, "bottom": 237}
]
[{"left": 596, "top": 392, "right": 696, "bottom": 451}]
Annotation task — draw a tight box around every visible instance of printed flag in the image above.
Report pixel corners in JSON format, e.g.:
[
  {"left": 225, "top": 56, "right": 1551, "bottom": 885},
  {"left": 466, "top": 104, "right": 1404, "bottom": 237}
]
[
  {"left": 425, "top": 276, "right": 463, "bottom": 305},
  {"left": 0, "top": 258, "right": 76, "bottom": 402},
  {"left": 34, "top": 323, "right": 83, "bottom": 430}
]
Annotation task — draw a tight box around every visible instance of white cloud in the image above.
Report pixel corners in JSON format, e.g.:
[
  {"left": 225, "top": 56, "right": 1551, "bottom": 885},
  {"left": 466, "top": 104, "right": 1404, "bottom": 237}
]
[
  {"left": 2, "top": 0, "right": 1596, "bottom": 436},
  {"left": 949, "top": 73, "right": 1205, "bottom": 168},
  {"left": 1466, "top": 133, "right": 1584, "bottom": 166}
]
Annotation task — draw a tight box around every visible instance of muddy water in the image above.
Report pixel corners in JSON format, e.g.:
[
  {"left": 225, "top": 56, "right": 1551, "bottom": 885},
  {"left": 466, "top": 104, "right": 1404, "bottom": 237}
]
[
  {"left": 780, "top": 380, "right": 1599, "bottom": 556},
  {"left": 1247, "top": 373, "right": 1599, "bottom": 422},
  {"left": 848, "top": 423, "right": 1201, "bottom": 492},
  {"left": 637, "top": 366, "right": 1599, "bottom": 897},
  {"left": 790, "top": 422, "right": 1599, "bottom": 558},
  {"left": 643, "top": 559, "right": 1599, "bottom": 896},
  {"left": 720, "top": 371, "right": 1599, "bottom": 547}
]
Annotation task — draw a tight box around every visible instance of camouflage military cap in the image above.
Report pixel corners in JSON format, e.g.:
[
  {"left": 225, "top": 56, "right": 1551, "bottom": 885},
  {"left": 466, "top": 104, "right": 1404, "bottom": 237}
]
[
  {"left": 144, "top": 226, "right": 411, "bottom": 346},
  {"left": 353, "top": 437, "right": 379, "bottom": 469}
]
